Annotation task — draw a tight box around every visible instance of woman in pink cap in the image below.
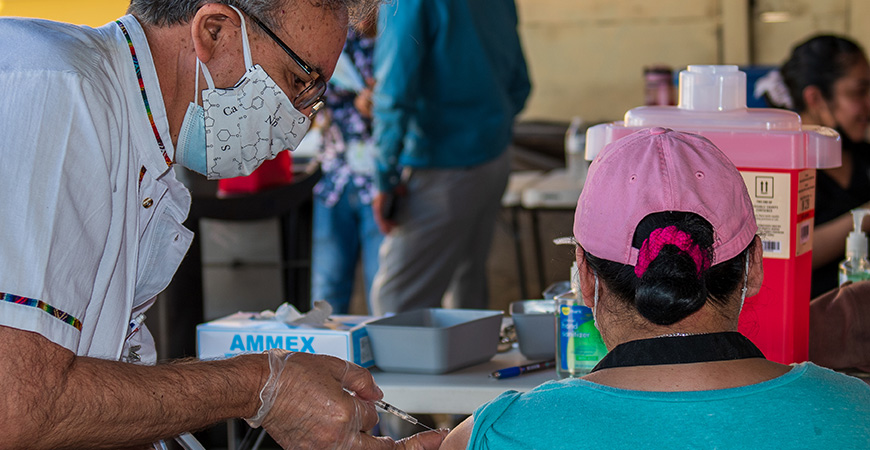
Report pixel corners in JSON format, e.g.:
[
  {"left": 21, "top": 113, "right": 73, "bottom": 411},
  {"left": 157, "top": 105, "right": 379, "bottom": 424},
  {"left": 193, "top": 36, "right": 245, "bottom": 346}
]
[{"left": 440, "top": 127, "right": 870, "bottom": 449}]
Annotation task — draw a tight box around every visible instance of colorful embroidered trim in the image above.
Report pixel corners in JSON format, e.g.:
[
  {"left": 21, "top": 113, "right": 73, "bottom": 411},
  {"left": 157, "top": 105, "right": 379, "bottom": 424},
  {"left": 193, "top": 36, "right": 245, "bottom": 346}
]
[
  {"left": 1, "top": 292, "right": 83, "bottom": 331},
  {"left": 139, "top": 165, "right": 147, "bottom": 185},
  {"left": 116, "top": 20, "right": 173, "bottom": 168}
]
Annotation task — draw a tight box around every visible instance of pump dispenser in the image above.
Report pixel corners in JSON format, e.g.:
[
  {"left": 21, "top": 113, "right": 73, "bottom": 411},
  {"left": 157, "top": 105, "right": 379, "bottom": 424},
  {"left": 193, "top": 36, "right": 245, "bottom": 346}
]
[{"left": 838, "top": 209, "right": 870, "bottom": 285}]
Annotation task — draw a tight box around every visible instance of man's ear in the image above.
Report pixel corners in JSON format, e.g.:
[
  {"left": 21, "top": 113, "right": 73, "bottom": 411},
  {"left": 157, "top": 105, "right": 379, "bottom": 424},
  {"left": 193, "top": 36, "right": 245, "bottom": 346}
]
[{"left": 190, "top": 3, "right": 243, "bottom": 64}]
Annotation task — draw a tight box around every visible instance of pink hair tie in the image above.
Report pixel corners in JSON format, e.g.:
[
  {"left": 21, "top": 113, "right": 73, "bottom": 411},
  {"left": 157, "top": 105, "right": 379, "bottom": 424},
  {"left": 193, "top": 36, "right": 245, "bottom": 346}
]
[{"left": 634, "top": 226, "right": 710, "bottom": 278}]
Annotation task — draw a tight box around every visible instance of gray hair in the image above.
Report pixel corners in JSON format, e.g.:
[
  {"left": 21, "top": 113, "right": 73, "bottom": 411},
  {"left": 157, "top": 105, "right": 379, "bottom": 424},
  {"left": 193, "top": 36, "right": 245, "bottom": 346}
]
[{"left": 127, "top": 0, "right": 381, "bottom": 29}]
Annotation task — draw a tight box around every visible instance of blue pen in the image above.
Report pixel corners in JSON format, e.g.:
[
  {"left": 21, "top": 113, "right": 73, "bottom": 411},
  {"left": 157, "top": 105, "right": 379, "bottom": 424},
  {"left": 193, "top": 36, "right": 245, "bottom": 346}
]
[{"left": 490, "top": 359, "right": 556, "bottom": 379}]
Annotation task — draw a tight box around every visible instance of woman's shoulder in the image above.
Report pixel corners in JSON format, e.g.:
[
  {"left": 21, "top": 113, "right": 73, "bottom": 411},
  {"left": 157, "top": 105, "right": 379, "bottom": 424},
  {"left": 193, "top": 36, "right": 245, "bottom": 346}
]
[{"left": 794, "top": 362, "right": 870, "bottom": 393}]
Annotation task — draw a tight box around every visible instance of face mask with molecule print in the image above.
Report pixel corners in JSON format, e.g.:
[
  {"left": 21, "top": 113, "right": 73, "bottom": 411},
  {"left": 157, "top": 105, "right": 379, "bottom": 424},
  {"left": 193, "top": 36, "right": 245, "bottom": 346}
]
[{"left": 174, "top": 5, "right": 310, "bottom": 179}]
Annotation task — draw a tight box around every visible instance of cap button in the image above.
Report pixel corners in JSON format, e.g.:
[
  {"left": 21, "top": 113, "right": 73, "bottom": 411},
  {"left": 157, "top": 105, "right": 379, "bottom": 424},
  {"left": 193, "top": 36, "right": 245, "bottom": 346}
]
[{"left": 649, "top": 127, "right": 669, "bottom": 135}]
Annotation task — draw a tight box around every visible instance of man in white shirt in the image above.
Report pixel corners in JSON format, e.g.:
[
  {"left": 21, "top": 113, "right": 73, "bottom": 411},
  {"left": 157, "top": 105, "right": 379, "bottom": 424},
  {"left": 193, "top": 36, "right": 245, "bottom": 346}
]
[{"left": 0, "top": 1, "right": 442, "bottom": 448}]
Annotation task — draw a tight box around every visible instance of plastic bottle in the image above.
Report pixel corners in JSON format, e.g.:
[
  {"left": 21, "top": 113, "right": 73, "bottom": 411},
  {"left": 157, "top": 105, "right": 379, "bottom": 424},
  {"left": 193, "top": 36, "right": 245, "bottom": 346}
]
[
  {"left": 554, "top": 262, "right": 607, "bottom": 378},
  {"left": 564, "top": 117, "right": 588, "bottom": 182},
  {"left": 838, "top": 208, "right": 870, "bottom": 285}
]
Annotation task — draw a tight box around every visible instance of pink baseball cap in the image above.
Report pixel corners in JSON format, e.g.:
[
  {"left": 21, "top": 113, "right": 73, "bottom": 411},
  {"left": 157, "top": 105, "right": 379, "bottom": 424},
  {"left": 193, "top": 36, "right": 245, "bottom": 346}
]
[{"left": 573, "top": 127, "right": 757, "bottom": 267}]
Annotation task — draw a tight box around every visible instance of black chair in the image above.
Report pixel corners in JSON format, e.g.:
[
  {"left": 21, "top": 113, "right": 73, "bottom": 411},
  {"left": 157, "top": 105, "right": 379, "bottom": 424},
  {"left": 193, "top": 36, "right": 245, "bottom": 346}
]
[{"left": 160, "top": 167, "right": 322, "bottom": 359}]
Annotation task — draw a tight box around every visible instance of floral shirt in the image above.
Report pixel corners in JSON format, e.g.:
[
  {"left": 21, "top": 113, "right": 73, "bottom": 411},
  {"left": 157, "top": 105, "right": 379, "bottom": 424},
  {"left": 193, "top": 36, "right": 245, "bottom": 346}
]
[{"left": 314, "top": 30, "right": 377, "bottom": 207}]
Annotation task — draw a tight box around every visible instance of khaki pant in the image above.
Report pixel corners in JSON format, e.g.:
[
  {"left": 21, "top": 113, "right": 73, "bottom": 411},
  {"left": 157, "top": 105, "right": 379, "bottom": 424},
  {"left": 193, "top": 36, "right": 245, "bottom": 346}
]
[{"left": 371, "top": 151, "right": 510, "bottom": 315}]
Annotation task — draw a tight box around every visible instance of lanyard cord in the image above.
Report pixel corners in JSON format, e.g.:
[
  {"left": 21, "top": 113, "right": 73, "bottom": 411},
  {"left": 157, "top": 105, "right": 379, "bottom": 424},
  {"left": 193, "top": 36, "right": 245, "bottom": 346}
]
[{"left": 116, "top": 20, "right": 173, "bottom": 168}]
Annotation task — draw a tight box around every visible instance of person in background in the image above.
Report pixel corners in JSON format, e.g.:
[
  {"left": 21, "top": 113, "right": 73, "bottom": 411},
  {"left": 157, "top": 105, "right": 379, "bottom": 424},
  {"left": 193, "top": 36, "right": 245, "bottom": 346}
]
[
  {"left": 0, "top": 0, "right": 443, "bottom": 448},
  {"left": 440, "top": 128, "right": 870, "bottom": 449},
  {"left": 311, "top": 14, "right": 382, "bottom": 314},
  {"left": 369, "top": 0, "right": 531, "bottom": 316},
  {"left": 760, "top": 34, "right": 870, "bottom": 297}
]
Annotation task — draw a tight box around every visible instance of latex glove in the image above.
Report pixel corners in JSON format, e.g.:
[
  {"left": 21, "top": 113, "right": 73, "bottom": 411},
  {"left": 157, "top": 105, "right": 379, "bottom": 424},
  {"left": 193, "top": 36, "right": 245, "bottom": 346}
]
[{"left": 248, "top": 349, "right": 383, "bottom": 449}]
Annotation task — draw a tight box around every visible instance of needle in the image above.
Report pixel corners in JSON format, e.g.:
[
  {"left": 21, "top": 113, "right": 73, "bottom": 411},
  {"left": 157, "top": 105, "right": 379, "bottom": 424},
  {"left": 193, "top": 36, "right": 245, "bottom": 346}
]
[
  {"left": 344, "top": 389, "right": 434, "bottom": 431},
  {"left": 372, "top": 399, "right": 435, "bottom": 431}
]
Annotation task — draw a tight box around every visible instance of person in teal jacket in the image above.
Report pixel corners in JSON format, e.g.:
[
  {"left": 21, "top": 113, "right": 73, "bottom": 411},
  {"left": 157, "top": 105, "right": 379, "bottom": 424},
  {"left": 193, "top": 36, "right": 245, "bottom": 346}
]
[
  {"left": 369, "top": 0, "right": 531, "bottom": 316},
  {"left": 440, "top": 128, "right": 870, "bottom": 449}
]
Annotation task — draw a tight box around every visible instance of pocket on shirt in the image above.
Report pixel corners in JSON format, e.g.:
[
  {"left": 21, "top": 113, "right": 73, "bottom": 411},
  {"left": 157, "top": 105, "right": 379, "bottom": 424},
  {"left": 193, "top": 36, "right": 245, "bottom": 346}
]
[{"left": 135, "top": 202, "right": 193, "bottom": 307}]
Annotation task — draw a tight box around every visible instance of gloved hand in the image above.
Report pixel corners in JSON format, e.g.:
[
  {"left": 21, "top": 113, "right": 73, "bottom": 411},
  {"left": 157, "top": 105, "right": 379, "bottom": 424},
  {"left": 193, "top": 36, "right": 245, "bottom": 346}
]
[{"left": 248, "top": 349, "right": 383, "bottom": 449}]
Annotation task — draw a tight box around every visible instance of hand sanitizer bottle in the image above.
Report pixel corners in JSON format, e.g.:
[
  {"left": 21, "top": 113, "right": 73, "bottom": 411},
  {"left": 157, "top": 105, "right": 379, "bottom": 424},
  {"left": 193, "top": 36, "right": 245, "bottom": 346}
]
[
  {"left": 838, "top": 208, "right": 870, "bottom": 285},
  {"left": 554, "top": 262, "right": 607, "bottom": 378}
]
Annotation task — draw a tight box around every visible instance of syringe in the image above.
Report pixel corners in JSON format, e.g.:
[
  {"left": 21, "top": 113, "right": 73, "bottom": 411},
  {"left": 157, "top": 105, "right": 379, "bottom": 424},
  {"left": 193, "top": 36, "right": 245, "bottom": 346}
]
[
  {"left": 344, "top": 389, "right": 434, "bottom": 431},
  {"left": 372, "top": 398, "right": 435, "bottom": 431}
]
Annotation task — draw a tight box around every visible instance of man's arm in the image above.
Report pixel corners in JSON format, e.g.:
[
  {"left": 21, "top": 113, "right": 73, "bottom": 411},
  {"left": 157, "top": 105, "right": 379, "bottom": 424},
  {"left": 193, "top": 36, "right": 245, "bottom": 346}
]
[
  {"left": 0, "top": 325, "right": 405, "bottom": 449},
  {"left": 506, "top": 4, "right": 531, "bottom": 117},
  {"left": 370, "top": 0, "right": 428, "bottom": 234},
  {"left": 0, "top": 325, "right": 265, "bottom": 448},
  {"left": 372, "top": 0, "right": 427, "bottom": 193}
]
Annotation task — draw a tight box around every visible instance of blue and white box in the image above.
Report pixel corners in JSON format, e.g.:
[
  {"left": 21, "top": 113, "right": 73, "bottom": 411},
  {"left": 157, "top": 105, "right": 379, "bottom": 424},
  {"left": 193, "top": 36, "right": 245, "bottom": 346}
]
[{"left": 196, "top": 312, "right": 375, "bottom": 367}]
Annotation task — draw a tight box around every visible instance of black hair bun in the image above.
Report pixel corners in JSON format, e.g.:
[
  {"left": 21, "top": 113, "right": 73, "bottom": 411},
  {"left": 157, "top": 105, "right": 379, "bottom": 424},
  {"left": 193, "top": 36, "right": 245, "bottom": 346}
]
[{"left": 635, "top": 245, "right": 707, "bottom": 325}]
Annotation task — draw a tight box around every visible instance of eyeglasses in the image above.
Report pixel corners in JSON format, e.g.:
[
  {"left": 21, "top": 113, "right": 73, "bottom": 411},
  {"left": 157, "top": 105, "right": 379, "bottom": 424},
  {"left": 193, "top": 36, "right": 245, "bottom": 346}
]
[{"left": 248, "top": 14, "right": 326, "bottom": 113}]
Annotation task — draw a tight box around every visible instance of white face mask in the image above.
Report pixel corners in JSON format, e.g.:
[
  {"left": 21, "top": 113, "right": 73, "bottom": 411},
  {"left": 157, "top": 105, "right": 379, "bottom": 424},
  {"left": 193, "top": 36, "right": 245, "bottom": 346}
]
[
  {"left": 175, "top": 6, "right": 311, "bottom": 180},
  {"left": 739, "top": 255, "right": 750, "bottom": 313},
  {"left": 592, "top": 273, "right": 601, "bottom": 332},
  {"left": 175, "top": 63, "right": 207, "bottom": 175}
]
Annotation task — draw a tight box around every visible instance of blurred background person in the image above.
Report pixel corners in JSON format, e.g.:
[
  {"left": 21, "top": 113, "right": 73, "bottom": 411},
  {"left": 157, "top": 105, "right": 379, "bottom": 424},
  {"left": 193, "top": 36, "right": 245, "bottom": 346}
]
[
  {"left": 310, "top": 14, "right": 382, "bottom": 314},
  {"left": 759, "top": 34, "right": 870, "bottom": 297},
  {"left": 370, "top": 0, "right": 531, "bottom": 316}
]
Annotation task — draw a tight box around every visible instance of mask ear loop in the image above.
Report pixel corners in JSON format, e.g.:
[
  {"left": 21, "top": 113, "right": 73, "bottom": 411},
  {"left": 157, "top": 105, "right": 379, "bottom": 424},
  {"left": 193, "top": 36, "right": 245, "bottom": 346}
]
[
  {"left": 227, "top": 5, "right": 254, "bottom": 69},
  {"left": 199, "top": 59, "right": 217, "bottom": 90},
  {"left": 193, "top": 60, "right": 201, "bottom": 105},
  {"left": 592, "top": 273, "right": 600, "bottom": 325},
  {"left": 594, "top": 274, "right": 600, "bottom": 308},
  {"left": 739, "top": 254, "right": 750, "bottom": 313}
]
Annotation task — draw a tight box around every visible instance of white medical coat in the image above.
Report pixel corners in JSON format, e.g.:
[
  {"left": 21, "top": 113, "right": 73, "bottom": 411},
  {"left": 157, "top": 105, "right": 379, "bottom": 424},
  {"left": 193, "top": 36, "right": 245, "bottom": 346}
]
[{"left": 0, "top": 15, "right": 193, "bottom": 363}]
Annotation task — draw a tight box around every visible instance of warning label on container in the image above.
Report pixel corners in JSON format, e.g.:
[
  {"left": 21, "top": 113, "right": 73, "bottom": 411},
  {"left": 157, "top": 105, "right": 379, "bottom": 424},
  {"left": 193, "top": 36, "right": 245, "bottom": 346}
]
[
  {"left": 795, "top": 170, "right": 816, "bottom": 256},
  {"left": 741, "top": 171, "right": 791, "bottom": 259}
]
